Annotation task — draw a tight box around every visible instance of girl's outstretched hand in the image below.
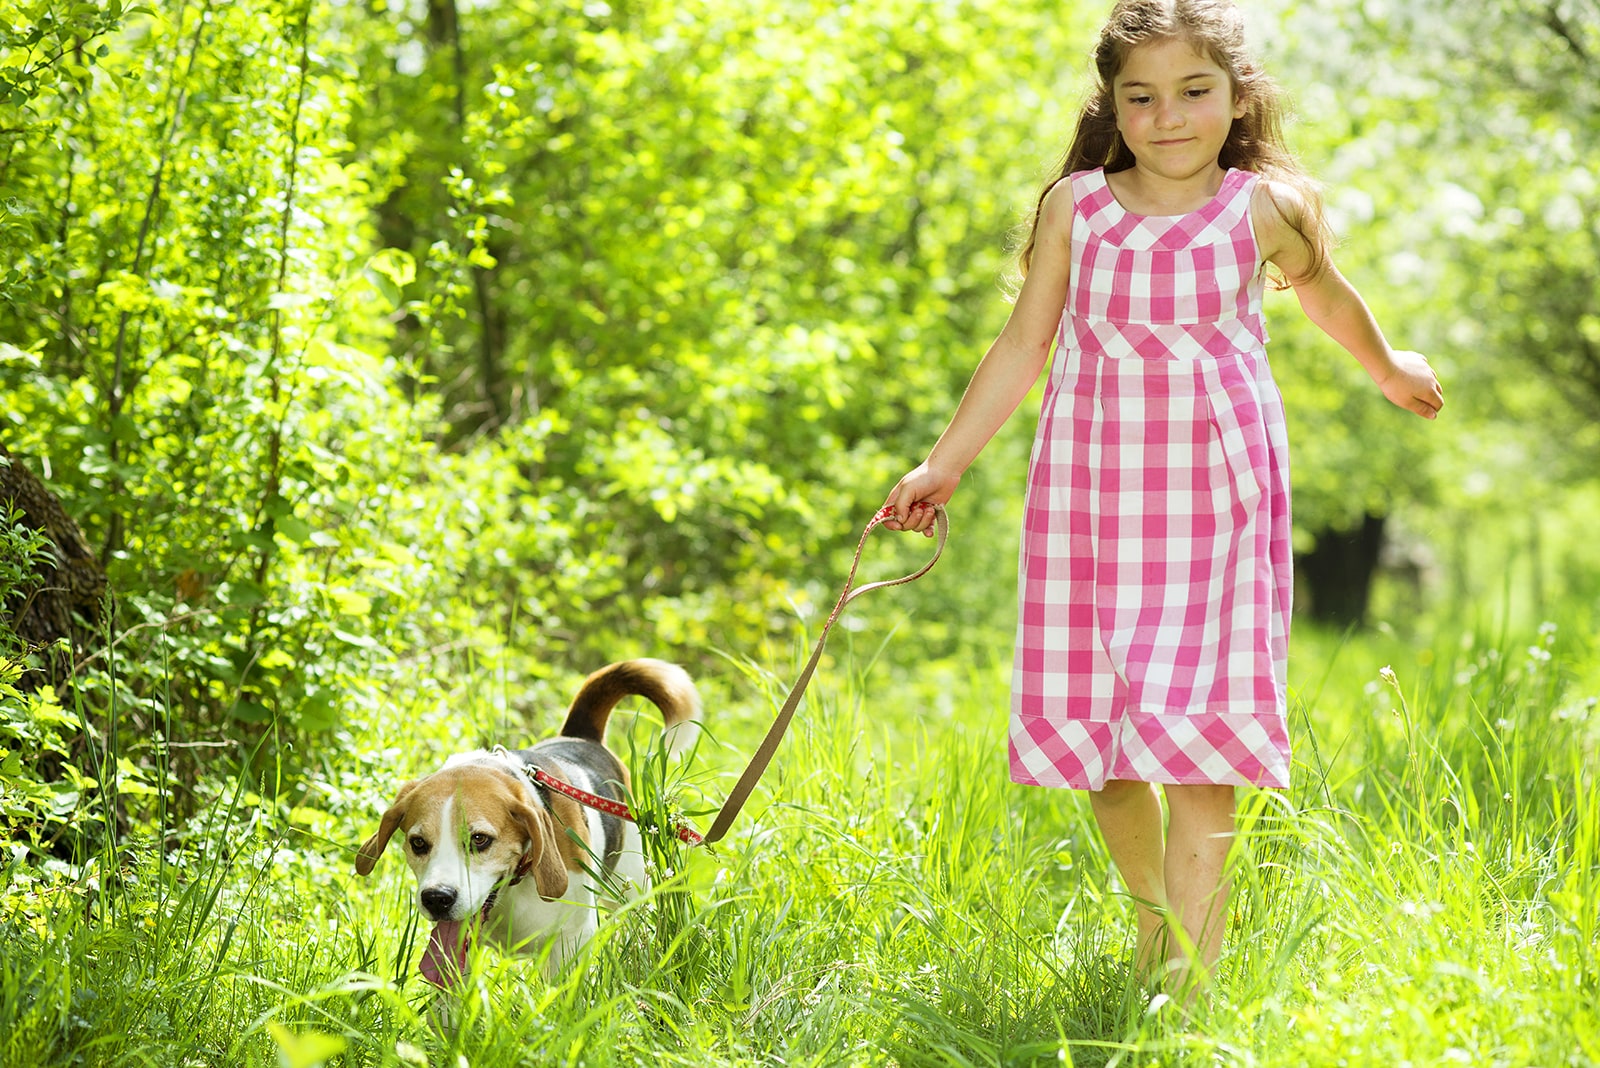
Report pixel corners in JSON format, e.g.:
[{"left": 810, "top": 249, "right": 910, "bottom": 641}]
[
  {"left": 882, "top": 462, "right": 960, "bottom": 536},
  {"left": 1378, "top": 350, "right": 1445, "bottom": 420}
]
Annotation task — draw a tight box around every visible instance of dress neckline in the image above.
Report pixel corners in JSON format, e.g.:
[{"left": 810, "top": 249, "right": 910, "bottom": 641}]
[{"left": 1097, "top": 167, "right": 1243, "bottom": 221}]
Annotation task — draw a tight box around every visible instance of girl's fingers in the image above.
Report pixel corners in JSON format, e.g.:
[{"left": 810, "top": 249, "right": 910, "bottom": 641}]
[
  {"left": 884, "top": 500, "right": 937, "bottom": 533},
  {"left": 1419, "top": 380, "right": 1443, "bottom": 418},
  {"left": 884, "top": 486, "right": 913, "bottom": 525}
]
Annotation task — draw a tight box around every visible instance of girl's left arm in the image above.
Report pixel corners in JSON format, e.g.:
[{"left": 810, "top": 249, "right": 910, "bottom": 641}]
[{"left": 1254, "top": 182, "right": 1444, "bottom": 420}]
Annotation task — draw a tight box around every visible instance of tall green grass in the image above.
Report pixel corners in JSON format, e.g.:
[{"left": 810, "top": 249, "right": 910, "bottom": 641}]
[{"left": 2, "top": 619, "right": 1596, "bottom": 1066}]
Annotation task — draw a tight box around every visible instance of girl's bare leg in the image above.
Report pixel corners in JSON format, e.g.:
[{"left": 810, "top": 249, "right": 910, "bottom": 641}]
[
  {"left": 1161, "top": 783, "right": 1237, "bottom": 995},
  {"left": 1088, "top": 779, "right": 1168, "bottom": 976}
]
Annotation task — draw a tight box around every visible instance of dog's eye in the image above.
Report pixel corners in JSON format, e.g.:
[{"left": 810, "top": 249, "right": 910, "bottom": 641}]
[
  {"left": 469, "top": 832, "right": 493, "bottom": 852},
  {"left": 408, "top": 835, "right": 430, "bottom": 855}
]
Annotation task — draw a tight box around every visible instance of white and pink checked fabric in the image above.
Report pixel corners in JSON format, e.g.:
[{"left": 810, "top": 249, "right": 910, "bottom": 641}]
[{"left": 1010, "top": 168, "right": 1293, "bottom": 791}]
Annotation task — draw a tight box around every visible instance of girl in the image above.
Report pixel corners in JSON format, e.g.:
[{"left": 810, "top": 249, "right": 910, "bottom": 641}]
[{"left": 884, "top": 0, "right": 1443, "bottom": 991}]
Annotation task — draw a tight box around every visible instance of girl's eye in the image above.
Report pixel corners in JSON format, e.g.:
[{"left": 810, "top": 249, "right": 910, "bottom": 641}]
[
  {"left": 1128, "top": 95, "right": 1152, "bottom": 107},
  {"left": 408, "top": 835, "right": 430, "bottom": 855},
  {"left": 470, "top": 832, "right": 494, "bottom": 852},
  {"left": 1186, "top": 87, "right": 1212, "bottom": 99}
]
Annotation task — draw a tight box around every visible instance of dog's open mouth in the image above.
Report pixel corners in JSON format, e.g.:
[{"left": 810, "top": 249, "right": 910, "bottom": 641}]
[{"left": 419, "top": 889, "right": 499, "bottom": 988}]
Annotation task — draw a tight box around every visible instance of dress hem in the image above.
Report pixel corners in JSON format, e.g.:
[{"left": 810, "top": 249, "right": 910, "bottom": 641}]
[{"left": 1009, "top": 769, "right": 1291, "bottom": 791}]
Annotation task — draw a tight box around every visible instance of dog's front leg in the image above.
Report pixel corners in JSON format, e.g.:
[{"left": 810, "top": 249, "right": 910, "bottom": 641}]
[{"left": 427, "top": 988, "right": 461, "bottom": 1035}]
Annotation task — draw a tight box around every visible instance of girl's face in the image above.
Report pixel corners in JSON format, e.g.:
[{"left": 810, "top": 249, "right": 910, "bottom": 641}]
[{"left": 1111, "top": 38, "right": 1246, "bottom": 182}]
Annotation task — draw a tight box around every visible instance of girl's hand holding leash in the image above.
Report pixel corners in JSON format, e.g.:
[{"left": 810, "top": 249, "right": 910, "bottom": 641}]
[
  {"left": 883, "top": 461, "right": 959, "bottom": 536},
  {"left": 1375, "top": 349, "right": 1445, "bottom": 420}
]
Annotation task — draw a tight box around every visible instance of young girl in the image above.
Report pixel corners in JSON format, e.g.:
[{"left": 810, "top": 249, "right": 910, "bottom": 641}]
[{"left": 884, "top": 0, "right": 1443, "bottom": 990}]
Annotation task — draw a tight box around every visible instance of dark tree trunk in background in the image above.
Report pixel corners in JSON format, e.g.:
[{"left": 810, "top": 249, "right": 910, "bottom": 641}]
[
  {"left": 1297, "top": 513, "right": 1386, "bottom": 628},
  {"left": 0, "top": 443, "right": 107, "bottom": 688}
]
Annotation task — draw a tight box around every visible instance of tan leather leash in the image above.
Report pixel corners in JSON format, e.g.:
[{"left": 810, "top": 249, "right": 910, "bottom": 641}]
[
  {"left": 518, "top": 505, "right": 948, "bottom": 850},
  {"left": 700, "top": 503, "right": 948, "bottom": 845}
]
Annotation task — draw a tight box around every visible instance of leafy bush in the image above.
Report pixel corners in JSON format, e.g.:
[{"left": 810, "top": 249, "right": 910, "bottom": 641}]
[{"left": 0, "top": 504, "right": 97, "bottom": 858}]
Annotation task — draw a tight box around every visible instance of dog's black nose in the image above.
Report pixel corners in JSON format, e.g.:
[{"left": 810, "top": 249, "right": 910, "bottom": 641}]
[{"left": 420, "top": 887, "right": 457, "bottom": 919}]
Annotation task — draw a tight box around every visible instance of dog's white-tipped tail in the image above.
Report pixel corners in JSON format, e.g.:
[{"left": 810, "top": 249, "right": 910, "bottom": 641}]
[
  {"left": 659, "top": 669, "right": 702, "bottom": 757},
  {"left": 562, "top": 658, "right": 702, "bottom": 755}
]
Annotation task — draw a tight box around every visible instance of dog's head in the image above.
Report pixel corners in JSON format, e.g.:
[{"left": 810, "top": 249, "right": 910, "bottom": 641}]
[{"left": 354, "top": 764, "right": 571, "bottom": 918}]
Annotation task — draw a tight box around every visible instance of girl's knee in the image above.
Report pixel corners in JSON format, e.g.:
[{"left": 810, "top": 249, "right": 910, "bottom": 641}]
[{"left": 1165, "top": 783, "right": 1237, "bottom": 824}]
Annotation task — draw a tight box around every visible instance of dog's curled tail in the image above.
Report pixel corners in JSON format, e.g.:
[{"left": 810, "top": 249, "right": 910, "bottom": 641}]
[{"left": 560, "top": 658, "right": 702, "bottom": 755}]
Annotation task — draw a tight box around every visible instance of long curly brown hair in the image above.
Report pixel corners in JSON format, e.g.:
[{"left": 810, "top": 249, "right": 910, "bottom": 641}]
[{"left": 1017, "top": 0, "right": 1329, "bottom": 286}]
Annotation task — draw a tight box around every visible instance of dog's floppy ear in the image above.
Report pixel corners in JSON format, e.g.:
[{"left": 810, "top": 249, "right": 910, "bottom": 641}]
[
  {"left": 355, "top": 779, "right": 419, "bottom": 876},
  {"left": 509, "top": 803, "right": 569, "bottom": 900}
]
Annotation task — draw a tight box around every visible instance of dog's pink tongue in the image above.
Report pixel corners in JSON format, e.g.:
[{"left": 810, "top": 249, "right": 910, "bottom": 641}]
[{"left": 420, "top": 920, "right": 471, "bottom": 987}]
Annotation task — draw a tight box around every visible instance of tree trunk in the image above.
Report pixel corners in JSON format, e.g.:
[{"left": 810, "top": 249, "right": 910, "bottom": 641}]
[
  {"left": 0, "top": 443, "right": 107, "bottom": 687},
  {"left": 1296, "top": 513, "right": 1385, "bottom": 628}
]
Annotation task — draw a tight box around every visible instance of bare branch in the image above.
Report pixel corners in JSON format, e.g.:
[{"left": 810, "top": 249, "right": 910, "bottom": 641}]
[{"left": 1543, "top": 2, "right": 1596, "bottom": 70}]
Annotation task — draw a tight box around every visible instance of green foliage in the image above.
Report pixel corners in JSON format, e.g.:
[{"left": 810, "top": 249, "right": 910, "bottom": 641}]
[
  {"left": 0, "top": 502, "right": 51, "bottom": 609},
  {"left": 0, "top": 681, "right": 93, "bottom": 852},
  {"left": 0, "top": 0, "right": 132, "bottom": 306},
  {"left": 0, "top": 505, "right": 90, "bottom": 854},
  {"left": 335, "top": 0, "right": 1098, "bottom": 659},
  {"left": 3, "top": 0, "right": 1091, "bottom": 818}
]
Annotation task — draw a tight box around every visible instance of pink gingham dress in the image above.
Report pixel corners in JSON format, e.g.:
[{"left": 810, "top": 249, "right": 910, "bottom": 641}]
[{"left": 1009, "top": 167, "right": 1293, "bottom": 791}]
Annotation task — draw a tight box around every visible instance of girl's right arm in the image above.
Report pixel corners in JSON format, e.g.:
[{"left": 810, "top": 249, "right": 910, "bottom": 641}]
[{"left": 884, "top": 179, "right": 1077, "bottom": 535}]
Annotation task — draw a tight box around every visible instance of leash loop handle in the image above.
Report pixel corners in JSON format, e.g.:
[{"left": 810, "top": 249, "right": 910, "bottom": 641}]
[{"left": 701, "top": 504, "right": 948, "bottom": 845}]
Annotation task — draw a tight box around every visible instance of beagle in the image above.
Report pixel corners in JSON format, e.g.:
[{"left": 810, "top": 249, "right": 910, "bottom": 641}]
[{"left": 354, "top": 658, "right": 701, "bottom": 984}]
